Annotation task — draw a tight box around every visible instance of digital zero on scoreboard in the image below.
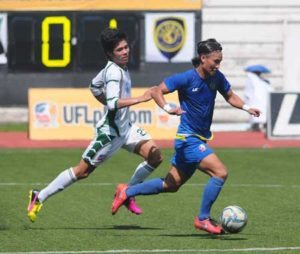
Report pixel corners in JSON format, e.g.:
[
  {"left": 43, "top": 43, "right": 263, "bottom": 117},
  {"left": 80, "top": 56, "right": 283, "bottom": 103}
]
[{"left": 8, "top": 12, "right": 140, "bottom": 71}]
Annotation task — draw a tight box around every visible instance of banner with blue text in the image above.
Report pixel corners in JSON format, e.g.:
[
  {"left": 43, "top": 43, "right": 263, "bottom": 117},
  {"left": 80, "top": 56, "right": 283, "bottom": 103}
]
[{"left": 28, "top": 88, "right": 180, "bottom": 140}]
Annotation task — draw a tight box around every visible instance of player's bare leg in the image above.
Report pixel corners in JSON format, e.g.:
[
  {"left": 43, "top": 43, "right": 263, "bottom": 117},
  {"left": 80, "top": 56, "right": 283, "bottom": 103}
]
[{"left": 124, "top": 139, "right": 162, "bottom": 215}]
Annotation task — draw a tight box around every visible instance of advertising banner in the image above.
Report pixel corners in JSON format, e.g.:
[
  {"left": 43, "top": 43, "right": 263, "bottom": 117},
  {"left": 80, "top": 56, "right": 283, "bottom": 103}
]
[
  {"left": 145, "top": 12, "right": 195, "bottom": 63},
  {"left": 0, "top": 0, "right": 202, "bottom": 11},
  {"left": 28, "top": 88, "right": 180, "bottom": 140},
  {"left": 268, "top": 92, "right": 300, "bottom": 139}
]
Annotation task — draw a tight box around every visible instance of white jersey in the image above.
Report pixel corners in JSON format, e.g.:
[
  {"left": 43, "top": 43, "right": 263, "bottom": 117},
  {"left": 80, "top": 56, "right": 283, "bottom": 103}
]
[{"left": 90, "top": 61, "right": 131, "bottom": 137}]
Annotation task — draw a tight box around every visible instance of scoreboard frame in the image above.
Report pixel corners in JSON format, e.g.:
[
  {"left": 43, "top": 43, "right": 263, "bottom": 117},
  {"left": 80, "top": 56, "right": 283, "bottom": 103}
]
[
  {"left": 8, "top": 12, "right": 141, "bottom": 71},
  {"left": 0, "top": 0, "right": 202, "bottom": 106}
]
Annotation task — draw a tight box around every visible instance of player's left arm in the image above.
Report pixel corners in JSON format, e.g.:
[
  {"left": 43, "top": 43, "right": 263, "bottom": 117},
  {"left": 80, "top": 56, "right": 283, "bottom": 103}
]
[
  {"left": 116, "top": 88, "right": 152, "bottom": 109},
  {"left": 105, "top": 69, "right": 151, "bottom": 110},
  {"left": 224, "top": 89, "right": 261, "bottom": 117}
]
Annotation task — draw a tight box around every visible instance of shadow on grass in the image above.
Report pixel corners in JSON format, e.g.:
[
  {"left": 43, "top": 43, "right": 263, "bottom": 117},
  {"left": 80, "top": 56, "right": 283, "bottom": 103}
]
[
  {"left": 160, "top": 233, "right": 248, "bottom": 241},
  {"left": 24, "top": 224, "right": 247, "bottom": 239},
  {"left": 24, "top": 224, "right": 162, "bottom": 231},
  {"left": 111, "top": 225, "right": 162, "bottom": 230},
  {"left": 0, "top": 224, "right": 10, "bottom": 230}
]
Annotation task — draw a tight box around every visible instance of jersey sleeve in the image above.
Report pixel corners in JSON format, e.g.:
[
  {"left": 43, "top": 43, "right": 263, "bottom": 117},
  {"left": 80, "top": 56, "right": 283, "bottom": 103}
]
[
  {"left": 164, "top": 72, "right": 188, "bottom": 92},
  {"left": 90, "top": 70, "right": 105, "bottom": 97},
  {"left": 105, "top": 65, "right": 122, "bottom": 110},
  {"left": 216, "top": 70, "right": 231, "bottom": 96}
]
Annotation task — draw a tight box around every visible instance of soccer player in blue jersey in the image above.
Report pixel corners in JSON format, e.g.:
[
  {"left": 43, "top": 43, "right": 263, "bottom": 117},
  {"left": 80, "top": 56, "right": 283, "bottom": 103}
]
[{"left": 112, "top": 38, "right": 261, "bottom": 234}]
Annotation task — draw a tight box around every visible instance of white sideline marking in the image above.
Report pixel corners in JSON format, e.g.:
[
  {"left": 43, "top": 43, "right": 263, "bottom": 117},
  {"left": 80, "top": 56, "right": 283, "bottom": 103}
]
[
  {"left": 1, "top": 247, "right": 300, "bottom": 253},
  {"left": 0, "top": 182, "right": 299, "bottom": 188}
]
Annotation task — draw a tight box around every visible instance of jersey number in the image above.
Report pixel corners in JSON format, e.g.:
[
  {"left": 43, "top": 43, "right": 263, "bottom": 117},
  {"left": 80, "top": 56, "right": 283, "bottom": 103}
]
[{"left": 137, "top": 127, "right": 147, "bottom": 136}]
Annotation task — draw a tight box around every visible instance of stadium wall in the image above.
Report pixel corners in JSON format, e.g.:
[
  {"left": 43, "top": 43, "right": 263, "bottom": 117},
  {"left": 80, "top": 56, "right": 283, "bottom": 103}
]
[{"left": 203, "top": 0, "right": 300, "bottom": 125}]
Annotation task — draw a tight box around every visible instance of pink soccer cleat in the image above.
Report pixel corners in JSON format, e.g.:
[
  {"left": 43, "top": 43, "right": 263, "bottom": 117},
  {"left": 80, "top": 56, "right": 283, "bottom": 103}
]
[
  {"left": 111, "top": 184, "right": 128, "bottom": 215},
  {"left": 194, "top": 217, "right": 224, "bottom": 235},
  {"left": 124, "top": 197, "right": 142, "bottom": 215}
]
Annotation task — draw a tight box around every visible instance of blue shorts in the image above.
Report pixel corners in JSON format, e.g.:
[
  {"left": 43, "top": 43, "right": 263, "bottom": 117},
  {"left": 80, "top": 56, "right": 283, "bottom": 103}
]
[{"left": 170, "top": 135, "right": 214, "bottom": 177}]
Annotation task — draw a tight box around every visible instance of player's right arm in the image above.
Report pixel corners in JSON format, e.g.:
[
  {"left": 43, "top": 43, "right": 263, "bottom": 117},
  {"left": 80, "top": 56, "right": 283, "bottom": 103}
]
[
  {"left": 150, "top": 82, "right": 184, "bottom": 115},
  {"left": 94, "top": 93, "right": 106, "bottom": 105},
  {"left": 89, "top": 69, "right": 107, "bottom": 105}
]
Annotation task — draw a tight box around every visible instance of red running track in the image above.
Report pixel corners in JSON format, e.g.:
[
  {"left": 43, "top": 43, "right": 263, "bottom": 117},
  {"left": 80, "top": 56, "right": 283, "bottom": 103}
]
[{"left": 0, "top": 131, "right": 300, "bottom": 148}]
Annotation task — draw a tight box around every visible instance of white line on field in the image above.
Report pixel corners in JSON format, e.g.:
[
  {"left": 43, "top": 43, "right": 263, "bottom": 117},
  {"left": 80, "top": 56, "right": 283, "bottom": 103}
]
[
  {"left": 1, "top": 246, "right": 300, "bottom": 254},
  {"left": 0, "top": 182, "right": 299, "bottom": 188}
]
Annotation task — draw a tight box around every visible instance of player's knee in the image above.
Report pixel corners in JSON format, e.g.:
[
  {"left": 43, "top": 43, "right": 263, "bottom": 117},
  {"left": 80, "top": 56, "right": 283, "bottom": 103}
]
[
  {"left": 164, "top": 182, "right": 181, "bottom": 193},
  {"left": 74, "top": 170, "right": 89, "bottom": 180},
  {"left": 147, "top": 148, "right": 163, "bottom": 168},
  {"left": 73, "top": 165, "right": 95, "bottom": 180},
  {"left": 216, "top": 167, "right": 228, "bottom": 180}
]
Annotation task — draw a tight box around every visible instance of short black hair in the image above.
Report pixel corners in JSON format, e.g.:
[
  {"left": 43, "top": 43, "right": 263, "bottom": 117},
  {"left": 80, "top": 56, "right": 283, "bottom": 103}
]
[
  {"left": 192, "top": 38, "right": 222, "bottom": 67},
  {"left": 196, "top": 38, "right": 222, "bottom": 55},
  {"left": 100, "top": 28, "right": 128, "bottom": 58}
]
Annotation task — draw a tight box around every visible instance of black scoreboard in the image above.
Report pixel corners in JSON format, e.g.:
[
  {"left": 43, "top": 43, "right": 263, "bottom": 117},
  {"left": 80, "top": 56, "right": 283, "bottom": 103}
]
[
  {"left": 8, "top": 12, "right": 140, "bottom": 71},
  {"left": 0, "top": 0, "right": 202, "bottom": 106}
]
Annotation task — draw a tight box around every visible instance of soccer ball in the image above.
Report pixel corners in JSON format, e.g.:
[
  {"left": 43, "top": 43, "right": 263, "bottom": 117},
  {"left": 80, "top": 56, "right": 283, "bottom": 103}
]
[{"left": 220, "top": 205, "right": 248, "bottom": 233}]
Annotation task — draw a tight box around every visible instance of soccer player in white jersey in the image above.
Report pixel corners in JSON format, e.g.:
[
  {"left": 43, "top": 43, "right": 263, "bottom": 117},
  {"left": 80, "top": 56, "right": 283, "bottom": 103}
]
[{"left": 27, "top": 28, "right": 162, "bottom": 222}]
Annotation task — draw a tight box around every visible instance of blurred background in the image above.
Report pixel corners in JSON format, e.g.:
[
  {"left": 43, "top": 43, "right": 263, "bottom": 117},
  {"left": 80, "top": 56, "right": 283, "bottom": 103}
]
[{"left": 0, "top": 0, "right": 299, "bottom": 139}]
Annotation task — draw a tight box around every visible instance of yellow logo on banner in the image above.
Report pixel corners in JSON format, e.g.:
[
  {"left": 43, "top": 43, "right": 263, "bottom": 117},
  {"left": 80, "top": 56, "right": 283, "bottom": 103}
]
[{"left": 154, "top": 17, "right": 186, "bottom": 61}]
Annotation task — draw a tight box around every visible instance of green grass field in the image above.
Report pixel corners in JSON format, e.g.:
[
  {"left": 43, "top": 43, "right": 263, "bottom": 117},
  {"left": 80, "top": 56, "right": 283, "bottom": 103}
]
[
  {"left": 0, "top": 148, "right": 300, "bottom": 253},
  {"left": 0, "top": 123, "right": 27, "bottom": 132}
]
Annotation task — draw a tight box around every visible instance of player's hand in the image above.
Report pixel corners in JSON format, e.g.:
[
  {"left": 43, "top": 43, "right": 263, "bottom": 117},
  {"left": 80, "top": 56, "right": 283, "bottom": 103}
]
[
  {"left": 168, "top": 107, "right": 185, "bottom": 115},
  {"left": 248, "top": 107, "right": 261, "bottom": 117},
  {"left": 164, "top": 103, "right": 185, "bottom": 115}
]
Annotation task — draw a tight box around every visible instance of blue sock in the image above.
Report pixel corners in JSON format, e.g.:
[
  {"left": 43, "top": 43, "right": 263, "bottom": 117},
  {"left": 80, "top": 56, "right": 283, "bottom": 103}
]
[
  {"left": 126, "top": 178, "right": 164, "bottom": 197},
  {"left": 199, "top": 177, "right": 224, "bottom": 220}
]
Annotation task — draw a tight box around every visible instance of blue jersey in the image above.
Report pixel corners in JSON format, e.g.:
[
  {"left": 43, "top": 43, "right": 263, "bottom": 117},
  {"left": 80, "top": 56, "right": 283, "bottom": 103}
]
[{"left": 164, "top": 69, "right": 231, "bottom": 139}]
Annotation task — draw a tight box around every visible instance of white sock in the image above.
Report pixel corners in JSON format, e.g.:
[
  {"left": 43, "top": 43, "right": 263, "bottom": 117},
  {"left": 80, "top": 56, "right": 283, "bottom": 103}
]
[
  {"left": 38, "top": 168, "right": 77, "bottom": 203},
  {"left": 128, "top": 161, "right": 155, "bottom": 185}
]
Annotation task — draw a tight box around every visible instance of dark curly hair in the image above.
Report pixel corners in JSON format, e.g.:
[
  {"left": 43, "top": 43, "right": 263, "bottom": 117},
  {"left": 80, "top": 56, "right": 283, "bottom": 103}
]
[{"left": 100, "top": 28, "right": 128, "bottom": 59}]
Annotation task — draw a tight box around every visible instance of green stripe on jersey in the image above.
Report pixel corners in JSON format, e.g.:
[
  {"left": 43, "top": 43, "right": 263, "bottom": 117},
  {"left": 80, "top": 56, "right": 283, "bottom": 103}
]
[
  {"left": 106, "top": 97, "right": 117, "bottom": 101},
  {"left": 107, "top": 110, "right": 120, "bottom": 136},
  {"left": 85, "top": 133, "right": 113, "bottom": 160},
  {"left": 89, "top": 83, "right": 100, "bottom": 88}
]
